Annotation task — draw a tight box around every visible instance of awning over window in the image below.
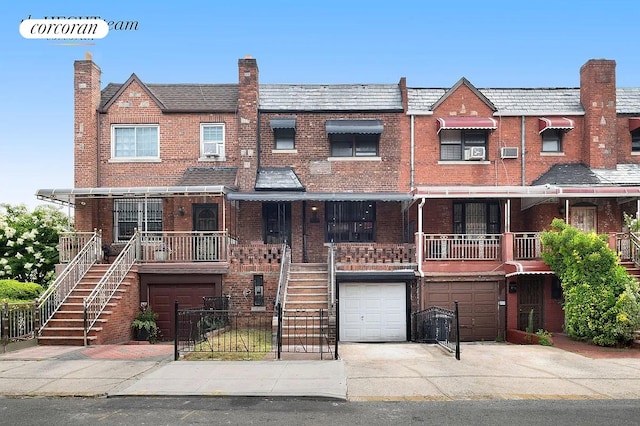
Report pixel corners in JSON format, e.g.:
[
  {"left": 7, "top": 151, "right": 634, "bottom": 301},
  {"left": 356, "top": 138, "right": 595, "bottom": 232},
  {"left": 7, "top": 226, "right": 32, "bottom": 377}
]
[
  {"left": 629, "top": 117, "right": 640, "bottom": 133},
  {"left": 538, "top": 117, "right": 575, "bottom": 133},
  {"left": 270, "top": 118, "right": 296, "bottom": 130},
  {"left": 436, "top": 117, "right": 497, "bottom": 133},
  {"left": 325, "top": 119, "right": 383, "bottom": 134},
  {"left": 504, "top": 261, "right": 554, "bottom": 278},
  {"left": 227, "top": 191, "right": 411, "bottom": 202}
]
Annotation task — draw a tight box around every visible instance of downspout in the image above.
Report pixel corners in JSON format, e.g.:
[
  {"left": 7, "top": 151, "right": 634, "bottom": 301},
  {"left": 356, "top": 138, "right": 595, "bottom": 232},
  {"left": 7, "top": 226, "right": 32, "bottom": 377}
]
[
  {"left": 410, "top": 114, "right": 415, "bottom": 188},
  {"left": 520, "top": 115, "right": 525, "bottom": 186},
  {"left": 417, "top": 198, "right": 425, "bottom": 277}
]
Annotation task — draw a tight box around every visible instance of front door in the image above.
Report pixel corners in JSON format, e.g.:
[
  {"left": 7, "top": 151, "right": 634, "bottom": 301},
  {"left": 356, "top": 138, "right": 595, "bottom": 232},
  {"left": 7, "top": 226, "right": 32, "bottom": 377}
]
[
  {"left": 571, "top": 206, "right": 597, "bottom": 233},
  {"left": 192, "top": 204, "right": 218, "bottom": 261},
  {"left": 263, "top": 202, "right": 291, "bottom": 245},
  {"left": 517, "top": 276, "right": 544, "bottom": 332}
]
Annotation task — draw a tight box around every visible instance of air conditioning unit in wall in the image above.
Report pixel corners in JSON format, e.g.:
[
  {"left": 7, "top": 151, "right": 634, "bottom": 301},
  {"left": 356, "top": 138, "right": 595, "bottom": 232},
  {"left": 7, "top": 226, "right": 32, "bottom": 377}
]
[
  {"left": 500, "top": 147, "right": 519, "bottom": 159},
  {"left": 464, "top": 146, "right": 486, "bottom": 160}
]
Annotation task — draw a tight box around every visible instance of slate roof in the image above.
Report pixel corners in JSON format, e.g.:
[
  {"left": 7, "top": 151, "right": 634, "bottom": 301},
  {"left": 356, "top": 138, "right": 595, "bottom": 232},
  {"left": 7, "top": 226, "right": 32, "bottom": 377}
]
[
  {"left": 175, "top": 167, "right": 238, "bottom": 188},
  {"left": 259, "top": 84, "right": 403, "bottom": 111},
  {"left": 532, "top": 164, "right": 600, "bottom": 186},
  {"left": 591, "top": 164, "right": 640, "bottom": 185},
  {"left": 100, "top": 83, "right": 238, "bottom": 112},
  {"left": 617, "top": 88, "right": 640, "bottom": 114},
  {"left": 255, "top": 167, "right": 304, "bottom": 191}
]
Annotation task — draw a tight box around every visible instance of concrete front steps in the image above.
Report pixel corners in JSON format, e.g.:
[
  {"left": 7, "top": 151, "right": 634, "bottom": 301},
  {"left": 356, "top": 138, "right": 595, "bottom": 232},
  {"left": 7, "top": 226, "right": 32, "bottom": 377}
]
[
  {"left": 281, "top": 263, "right": 333, "bottom": 348},
  {"left": 38, "top": 264, "right": 133, "bottom": 346}
]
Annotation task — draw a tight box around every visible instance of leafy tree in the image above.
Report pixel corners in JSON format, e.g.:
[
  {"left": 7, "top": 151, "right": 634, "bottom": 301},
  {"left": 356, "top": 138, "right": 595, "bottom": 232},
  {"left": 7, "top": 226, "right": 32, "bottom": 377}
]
[
  {"left": 0, "top": 204, "right": 72, "bottom": 287},
  {"left": 541, "top": 218, "right": 640, "bottom": 346}
]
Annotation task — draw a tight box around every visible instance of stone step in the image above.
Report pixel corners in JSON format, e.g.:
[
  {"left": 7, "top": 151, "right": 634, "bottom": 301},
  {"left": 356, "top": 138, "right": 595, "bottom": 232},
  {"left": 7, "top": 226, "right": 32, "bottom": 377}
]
[
  {"left": 286, "top": 294, "right": 328, "bottom": 302},
  {"left": 38, "top": 335, "right": 97, "bottom": 346},
  {"left": 285, "top": 302, "right": 329, "bottom": 310},
  {"left": 39, "top": 326, "right": 102, "bottom": 338}
]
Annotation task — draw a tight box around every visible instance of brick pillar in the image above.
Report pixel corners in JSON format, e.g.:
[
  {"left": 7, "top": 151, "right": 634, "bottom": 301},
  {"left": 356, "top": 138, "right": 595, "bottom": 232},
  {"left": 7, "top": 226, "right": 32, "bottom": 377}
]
[
  {"left": 502, "top": 232, "right": 514, "bottom": 262},
  {"left": 580, "top": 59, "right": 617, "bottom": 169},
  {"left": 237, "top": 56, "right": 259, "bottom": 191}
]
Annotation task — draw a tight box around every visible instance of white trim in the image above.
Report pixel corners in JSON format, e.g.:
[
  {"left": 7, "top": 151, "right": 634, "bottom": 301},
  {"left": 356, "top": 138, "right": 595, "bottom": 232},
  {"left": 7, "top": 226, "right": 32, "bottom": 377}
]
[
  {"left": 539, "top": 152, "right": 565, "bottom": 157},
  {"left": 111, "top": 124, "right": 160, "bottom": 160},
  {"left": 200, "top": 123, "right": 225, "bottom": 158},
  {"left": 272, "top": 149, "right": 298, "bottom": 154}
]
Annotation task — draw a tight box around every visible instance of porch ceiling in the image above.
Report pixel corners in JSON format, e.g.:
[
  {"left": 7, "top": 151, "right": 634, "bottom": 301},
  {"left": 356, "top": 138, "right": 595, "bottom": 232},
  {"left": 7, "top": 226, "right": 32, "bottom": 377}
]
[
  {"left": 36, "top": 185, "right": 232, "bottom": 206},
  {"left": 412, "top": 185, "right": 640, "bottom": 199}
]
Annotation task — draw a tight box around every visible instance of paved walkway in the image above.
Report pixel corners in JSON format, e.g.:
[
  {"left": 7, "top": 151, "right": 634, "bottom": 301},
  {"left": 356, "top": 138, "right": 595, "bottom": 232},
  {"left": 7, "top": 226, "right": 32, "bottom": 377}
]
[{"left": 0, "top": 338, "right": 639, "bottom": 401}]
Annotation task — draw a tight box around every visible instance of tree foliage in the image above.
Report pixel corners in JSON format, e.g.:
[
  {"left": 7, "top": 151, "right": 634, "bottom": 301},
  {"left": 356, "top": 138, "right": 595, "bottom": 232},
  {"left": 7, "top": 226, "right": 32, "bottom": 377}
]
[
  {"left": 541, "top": 218, "right": 640, "bottom": 346},
  {"left": 0, "top": 204, "right": 72, "bottom": 287}
]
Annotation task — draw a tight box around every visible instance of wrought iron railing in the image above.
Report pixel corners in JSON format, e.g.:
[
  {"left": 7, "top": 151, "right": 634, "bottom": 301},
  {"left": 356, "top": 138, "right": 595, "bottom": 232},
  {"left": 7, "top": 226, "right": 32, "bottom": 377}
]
[
  {"left": 423, "top": 234, "right": 501, "bottom": 260},
  {"left": 277, "top": 305, "right": 335, "bottom": 360},
  {"left": 137, "top": 231, "right": 229, "bottom": 262},
  {"left": 412, "top": 303, "right": 460, "bottom": 360},
  {"left": 37, "top": 231, "right": 102, "bottom": 331},
  {"left": 83, "top": 232, "right": 138, "bottom": 344},
  {"left": 513, "top": 232, "right": 542, "bottom": 260},
  {"left": 2, "top": 301, "right": 36, "bottom": 347}
]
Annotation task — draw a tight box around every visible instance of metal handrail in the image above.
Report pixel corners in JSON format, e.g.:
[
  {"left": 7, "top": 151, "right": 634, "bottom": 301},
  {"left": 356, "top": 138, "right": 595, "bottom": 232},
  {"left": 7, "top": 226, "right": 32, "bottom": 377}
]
[
  {"left": 630, "top": 232, "right": 640, "bottom": 266},
  {"left": 36, "top": 231, "right": 102, "bottom": 331},
  {"left": 328, "top": 242, "right": 336, "bottom": 307},
  {"left": 83, "top": 232, "right": 138, "bottom": 343},
  {"left": 274, "top": 243, "right": 291, "bottom": 310}
]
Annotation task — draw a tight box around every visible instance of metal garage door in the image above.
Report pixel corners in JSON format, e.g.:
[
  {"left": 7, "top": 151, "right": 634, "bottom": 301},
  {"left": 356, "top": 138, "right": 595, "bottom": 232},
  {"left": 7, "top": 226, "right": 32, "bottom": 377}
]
[
  {"left": 149, "top": 284, "right": 216, "bottom": 340},
  {"left": 339, "top": 282, "right": 406, "bottom": 342},
  {"left": 424, "top": 281, "right": 498, "bottom": 341}
]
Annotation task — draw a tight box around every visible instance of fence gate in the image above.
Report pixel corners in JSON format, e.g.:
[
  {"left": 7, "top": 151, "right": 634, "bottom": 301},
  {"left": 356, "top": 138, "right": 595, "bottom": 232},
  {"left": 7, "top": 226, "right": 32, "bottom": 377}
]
[
  {"left": 277, "top": 304, "right": 337, "bottom": 360},
  {"left": 412, "top": 302, "right": 460, "bottom": 360}
]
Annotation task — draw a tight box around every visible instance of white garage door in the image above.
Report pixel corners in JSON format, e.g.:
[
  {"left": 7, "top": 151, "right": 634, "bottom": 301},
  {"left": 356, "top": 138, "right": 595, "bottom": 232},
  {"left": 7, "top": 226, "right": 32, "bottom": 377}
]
[{"left": 339, "top": 282, "right": 406, "bottom": 342}]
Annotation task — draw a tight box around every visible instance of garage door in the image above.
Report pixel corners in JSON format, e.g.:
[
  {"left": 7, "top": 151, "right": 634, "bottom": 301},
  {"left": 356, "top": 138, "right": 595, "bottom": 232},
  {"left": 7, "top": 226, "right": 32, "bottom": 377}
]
[
  {"left": 149, "top": 284, "right": 216, "bottom": 340},
  {"left": 340, "top": 282, "right": 406, "bottom": 342},
  {"left": 424, "top": 281, "right": 498, "bottom": 341}
]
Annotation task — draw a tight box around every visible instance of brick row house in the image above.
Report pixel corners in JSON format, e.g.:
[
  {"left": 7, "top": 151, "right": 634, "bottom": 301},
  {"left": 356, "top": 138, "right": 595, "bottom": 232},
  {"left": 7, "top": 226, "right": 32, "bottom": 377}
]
[{"left": 37, "top": 54, "right": 640, "bottom": 344}]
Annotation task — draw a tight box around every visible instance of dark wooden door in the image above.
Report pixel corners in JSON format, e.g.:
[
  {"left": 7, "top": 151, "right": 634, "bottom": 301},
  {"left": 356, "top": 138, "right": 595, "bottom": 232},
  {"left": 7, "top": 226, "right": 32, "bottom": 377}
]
[
  {"left": 518, "top": 277, "right": 544, "bottom": 332},
  {"left": 192, "top": 204, "right": 218, "bottom": 261}
]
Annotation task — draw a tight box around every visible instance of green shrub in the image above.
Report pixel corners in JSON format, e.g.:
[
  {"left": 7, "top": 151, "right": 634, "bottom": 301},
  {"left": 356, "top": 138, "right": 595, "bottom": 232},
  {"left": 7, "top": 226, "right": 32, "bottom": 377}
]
[
  {"left": 536, "top": 330, "right": 553, "bottom": 346},
  {"left": 541, "top": 219, "right": 640, "bottom": 346},
  {"left": 0, "top": 279, "right": 44, "bottom": 302}
]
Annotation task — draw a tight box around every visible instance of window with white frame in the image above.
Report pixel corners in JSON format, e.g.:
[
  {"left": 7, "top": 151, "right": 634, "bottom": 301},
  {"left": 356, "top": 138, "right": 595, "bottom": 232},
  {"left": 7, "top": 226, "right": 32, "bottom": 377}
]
[
  {"left": 541, "top": 129, "right": 562, "bottom": 152},
  {"left": 113, "top": 199, "right": 163, "bottom": 241},
  {"left": 201, "top": 123, "right": 225, "bottom": 158},
  {"left": 112, "top": 125, "right": 159, "bottom": 159},
  {"left": 440, "top": 129, "right": 487, "bottom": 160}
]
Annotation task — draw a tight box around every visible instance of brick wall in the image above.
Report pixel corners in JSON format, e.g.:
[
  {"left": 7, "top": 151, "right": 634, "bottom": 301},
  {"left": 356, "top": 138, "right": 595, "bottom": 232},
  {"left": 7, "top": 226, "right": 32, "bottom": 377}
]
[{"left": 96, "top": 269, "right": 140, "bottom": 344}]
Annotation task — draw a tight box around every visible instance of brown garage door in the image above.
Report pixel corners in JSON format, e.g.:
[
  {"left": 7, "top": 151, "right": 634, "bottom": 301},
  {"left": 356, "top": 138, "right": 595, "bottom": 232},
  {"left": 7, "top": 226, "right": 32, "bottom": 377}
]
[
  {"left": 149, "top": 284, "right": 217, "bottom": 341},
  {"left": 424, "top": 281, "right": 498, "bottom": 341}
]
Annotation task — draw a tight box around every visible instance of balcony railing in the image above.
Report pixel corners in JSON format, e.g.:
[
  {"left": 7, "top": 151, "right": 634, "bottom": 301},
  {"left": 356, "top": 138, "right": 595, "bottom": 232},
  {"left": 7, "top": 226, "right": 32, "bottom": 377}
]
[
  {"left": 138, "top": 231, "right": 229, "bottom": 262},
  {"left": 513, "top": 232, "right": 542, "bottom": 260},
  {"left": 423, "top": 234, "right": 501, "bottom": 260},
  {"left": 58, "top": 231, "right": 99, "bottom": 263}
]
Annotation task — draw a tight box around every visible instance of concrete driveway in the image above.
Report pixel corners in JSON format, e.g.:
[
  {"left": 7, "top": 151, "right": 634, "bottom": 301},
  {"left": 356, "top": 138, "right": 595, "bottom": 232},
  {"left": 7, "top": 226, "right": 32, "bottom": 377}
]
[{"left": 339, "top": 342, "right": 640, "bottom": 401}]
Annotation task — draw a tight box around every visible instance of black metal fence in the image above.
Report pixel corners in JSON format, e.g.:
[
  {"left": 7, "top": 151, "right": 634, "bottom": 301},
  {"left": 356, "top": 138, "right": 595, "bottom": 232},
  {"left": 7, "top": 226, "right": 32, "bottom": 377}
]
[
  {"left": 412, "top": 302, "right": 460, "bottom": 360},
  {"left": 174, "top": 301, "right": 338, "bottom": 360}
]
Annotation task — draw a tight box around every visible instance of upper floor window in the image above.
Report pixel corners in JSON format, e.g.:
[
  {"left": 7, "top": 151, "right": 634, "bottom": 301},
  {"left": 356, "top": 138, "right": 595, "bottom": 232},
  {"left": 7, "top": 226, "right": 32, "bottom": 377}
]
[
  {"left": 440, "top": 129, "right": 487, "bottom": 161},
  {"left": 201, "top": 123, "right": 225, "bottom": 158},
  {"left": 112, "top": 125, "right": 159, "bottom": 159},
  {"left": 541, "top": 129, "right": 562, "bottom": 152},
  {"left": 113, "top": 198, "right": 163, "bottom": 242},
  {"left": 330, "top": 133, "right": 379, "bottom": 157},
  {"left": 632, "top": 129, "right": 640, "bottom": 152},
  {"left": 326, "top": 201, "right": 375, "bottom": 242},
  {"left": 274, "top": 128, "right": 295, "bottom": 150}
]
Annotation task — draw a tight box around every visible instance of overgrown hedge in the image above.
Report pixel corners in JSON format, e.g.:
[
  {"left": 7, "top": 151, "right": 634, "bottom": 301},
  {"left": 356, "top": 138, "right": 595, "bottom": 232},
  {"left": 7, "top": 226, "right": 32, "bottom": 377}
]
[
  {"left": 0, "top": 279, "right": 44, "bottom": 302},
  {"left": 541, "top": 219, "right": 640, "bottom": 346}
]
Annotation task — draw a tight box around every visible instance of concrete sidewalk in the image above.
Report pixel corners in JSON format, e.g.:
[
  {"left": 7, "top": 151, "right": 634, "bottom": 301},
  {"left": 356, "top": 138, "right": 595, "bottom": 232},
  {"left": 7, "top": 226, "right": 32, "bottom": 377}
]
[{"left": 1, "top": 342, "right": 640, "bottom": 401}]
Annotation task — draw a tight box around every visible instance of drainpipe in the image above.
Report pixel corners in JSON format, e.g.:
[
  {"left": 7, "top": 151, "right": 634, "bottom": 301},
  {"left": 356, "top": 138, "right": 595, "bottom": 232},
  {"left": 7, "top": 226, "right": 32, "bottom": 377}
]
[
  {"left": 417, "top": 198, "right": 425, "bottom": 277},
  {"left": 410, "top": 115, "right": 415, "bottom": 188},
  {"left": 520, "top": 115, "right": 525, "bottom": 186}
]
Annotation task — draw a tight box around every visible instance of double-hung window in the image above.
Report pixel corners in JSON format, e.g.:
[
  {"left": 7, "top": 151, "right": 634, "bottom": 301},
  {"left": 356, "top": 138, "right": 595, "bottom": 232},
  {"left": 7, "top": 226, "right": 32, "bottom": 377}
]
[
  {"left": 541, "top": 129, "right": 563, "bottom": 152},
  {"left": 440, "top": 130, "right": 487, "bottom": 160},
  {"left": 325, "top": 201, "right": 375, "bottom": 242},
  {"left": 330, "top": 134, "right": 379, "bottom": 157},
  {"left": 201, "top": 123, "right": 225, "bottom": 158},
  {"left": 112, "top": 125, "right": 159, "bottom": 159},
  {"left": 274, "top": 128, "right": 295, "bottom": 150},
  {"left": 113, "top": 199, "right": 163, "bottom": 242}
]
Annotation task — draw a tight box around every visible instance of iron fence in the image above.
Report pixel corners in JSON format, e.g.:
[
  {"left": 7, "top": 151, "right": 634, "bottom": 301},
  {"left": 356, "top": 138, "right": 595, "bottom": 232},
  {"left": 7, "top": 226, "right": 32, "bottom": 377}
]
[
  {"left": 412, "top": 302, "right": 460, "bottom": 360},
  {"left": 277, "top": 304, "right": 336, "bottom": 360},
  {"left": 1, "top": 302, "right": 37, "bottom": 349}
]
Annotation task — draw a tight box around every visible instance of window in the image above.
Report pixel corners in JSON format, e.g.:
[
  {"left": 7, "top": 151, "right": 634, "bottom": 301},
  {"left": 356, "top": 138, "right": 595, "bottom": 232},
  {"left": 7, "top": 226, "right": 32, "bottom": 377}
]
[
  {"left": 201, "top": 123, "right": 225, "bottom": 158},
  {"left": 632, "top": 130, "right": 640, "bottom": 152},
  {"left": 541, "top": 129, "right": 562, "bottom": 152},
  {"left": 326, "top": 201, "right": 375, "bottom": 242},
  {"left": 274, "top": 128, "right": 295, "bottom": 150},
  {"left": 330, "top": 134, "right": 379, "bottom": 157},
  {"left": 453, "top": 202, "right": 500, "bottom": 234},
  {"left": 113, "top": 199, "right": 163, "bottom": 241},
  {"left": 112, "top": 125, "right": 159, "bottom": 159},
  {"left": 263, "top": 202, "right": 291, "bottom": 245},
  {"left": 440, "top": 130, "right": 487, "bottom": 160}
]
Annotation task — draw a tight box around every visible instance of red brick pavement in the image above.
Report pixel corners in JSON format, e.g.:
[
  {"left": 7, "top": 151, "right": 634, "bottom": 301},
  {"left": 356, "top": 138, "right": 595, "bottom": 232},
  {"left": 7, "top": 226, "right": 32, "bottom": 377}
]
[{"left": 551, "top": 333, "right": 640, "bottom": 359}]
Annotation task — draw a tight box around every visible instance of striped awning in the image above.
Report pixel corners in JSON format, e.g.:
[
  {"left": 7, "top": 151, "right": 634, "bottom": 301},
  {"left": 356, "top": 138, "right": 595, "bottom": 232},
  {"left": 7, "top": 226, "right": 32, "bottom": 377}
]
[
  {"left": 504, "top": 261, "right": 554, "bottom": 278},
  {"left": 436, "top": 117, "right": 497, "bottom": 133}
]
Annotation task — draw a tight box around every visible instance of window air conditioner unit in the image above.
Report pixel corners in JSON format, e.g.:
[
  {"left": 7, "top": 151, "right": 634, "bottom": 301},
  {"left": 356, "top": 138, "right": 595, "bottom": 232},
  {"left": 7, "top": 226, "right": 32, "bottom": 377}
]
[
  {"left": 500, "top": 147, "right": 519, "bottom": 159},
  {"left": 204, "top": 144, "right": 221, "bottom": 157},
  {"left": 464, "top": 146, "right": 485, "bottom": 160}
]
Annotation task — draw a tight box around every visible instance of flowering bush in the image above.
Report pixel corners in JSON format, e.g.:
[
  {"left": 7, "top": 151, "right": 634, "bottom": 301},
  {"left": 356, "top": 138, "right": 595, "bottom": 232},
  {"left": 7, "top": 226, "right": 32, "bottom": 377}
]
[{"left": 0, "top": 203, "right": 72, "bottom": 287}]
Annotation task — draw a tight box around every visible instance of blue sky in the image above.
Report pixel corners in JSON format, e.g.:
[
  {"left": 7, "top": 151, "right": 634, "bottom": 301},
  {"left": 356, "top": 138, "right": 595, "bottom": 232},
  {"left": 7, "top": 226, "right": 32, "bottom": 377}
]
[{"left": 1, "top": 1, "right": 639, "bottom": 209}]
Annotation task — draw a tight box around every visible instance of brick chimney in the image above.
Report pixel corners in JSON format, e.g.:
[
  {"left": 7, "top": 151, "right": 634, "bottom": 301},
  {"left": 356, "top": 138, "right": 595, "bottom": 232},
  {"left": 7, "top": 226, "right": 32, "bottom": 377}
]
[
  {"left": 237, "top": 56, "right": 259, "bottom": 191},
  {"left": 74, "top": 52, "right": 101, "bottom": 188},
  {"left": 580, "top": 59, "right": 617, "bottom": 169}
]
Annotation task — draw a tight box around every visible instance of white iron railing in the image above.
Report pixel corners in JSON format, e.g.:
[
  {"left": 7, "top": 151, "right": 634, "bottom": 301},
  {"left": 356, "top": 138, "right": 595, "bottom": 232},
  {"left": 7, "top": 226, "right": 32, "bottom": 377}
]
[
  {"left": 2, "top": 301, "right": 36, "bottom": 344},
  {"left": 513, "top": 232, "right": 542, "bottom": 260},
  {"left": 83, "top": 232, "right": 138, "bottom": 343},
  {"left": 37, "top": 231, "right": 102, "bottom": 331},
  {"left": 630, "top": 232, "right": 640, "bottom": 266},
  {"left": 58, "top": 231, "right": 97, "bottom": 263},
  {"left": 137, "top": 231, "right": 228, "bottom": 262},
  {"left": 423, "top": 234, "right": 501, "bottom": 260}
]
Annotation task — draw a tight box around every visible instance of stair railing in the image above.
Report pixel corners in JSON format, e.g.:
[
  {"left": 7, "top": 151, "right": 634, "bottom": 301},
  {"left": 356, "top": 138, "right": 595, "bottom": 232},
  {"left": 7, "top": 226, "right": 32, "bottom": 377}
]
[
  {"left": 274, "top": 243, "right": 291, "bottom": 311},
  {"left": 36, "top": 230, "right": 102, "bottom": 332},
  {"left": 328, "top": 242, "right": 336, "bottom": 307},
  {"left": 630, "top": 232, "right": 640, "bottom": 266},
  {"left": 83, "top": 231, "right": 139, "bottom": 345}
]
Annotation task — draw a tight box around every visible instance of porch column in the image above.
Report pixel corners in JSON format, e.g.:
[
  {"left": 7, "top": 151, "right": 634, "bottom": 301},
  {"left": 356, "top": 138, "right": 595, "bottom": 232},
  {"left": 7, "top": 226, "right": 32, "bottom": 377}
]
[{"left": 502, "top": 232, "right": 514, "bottom": 262}]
